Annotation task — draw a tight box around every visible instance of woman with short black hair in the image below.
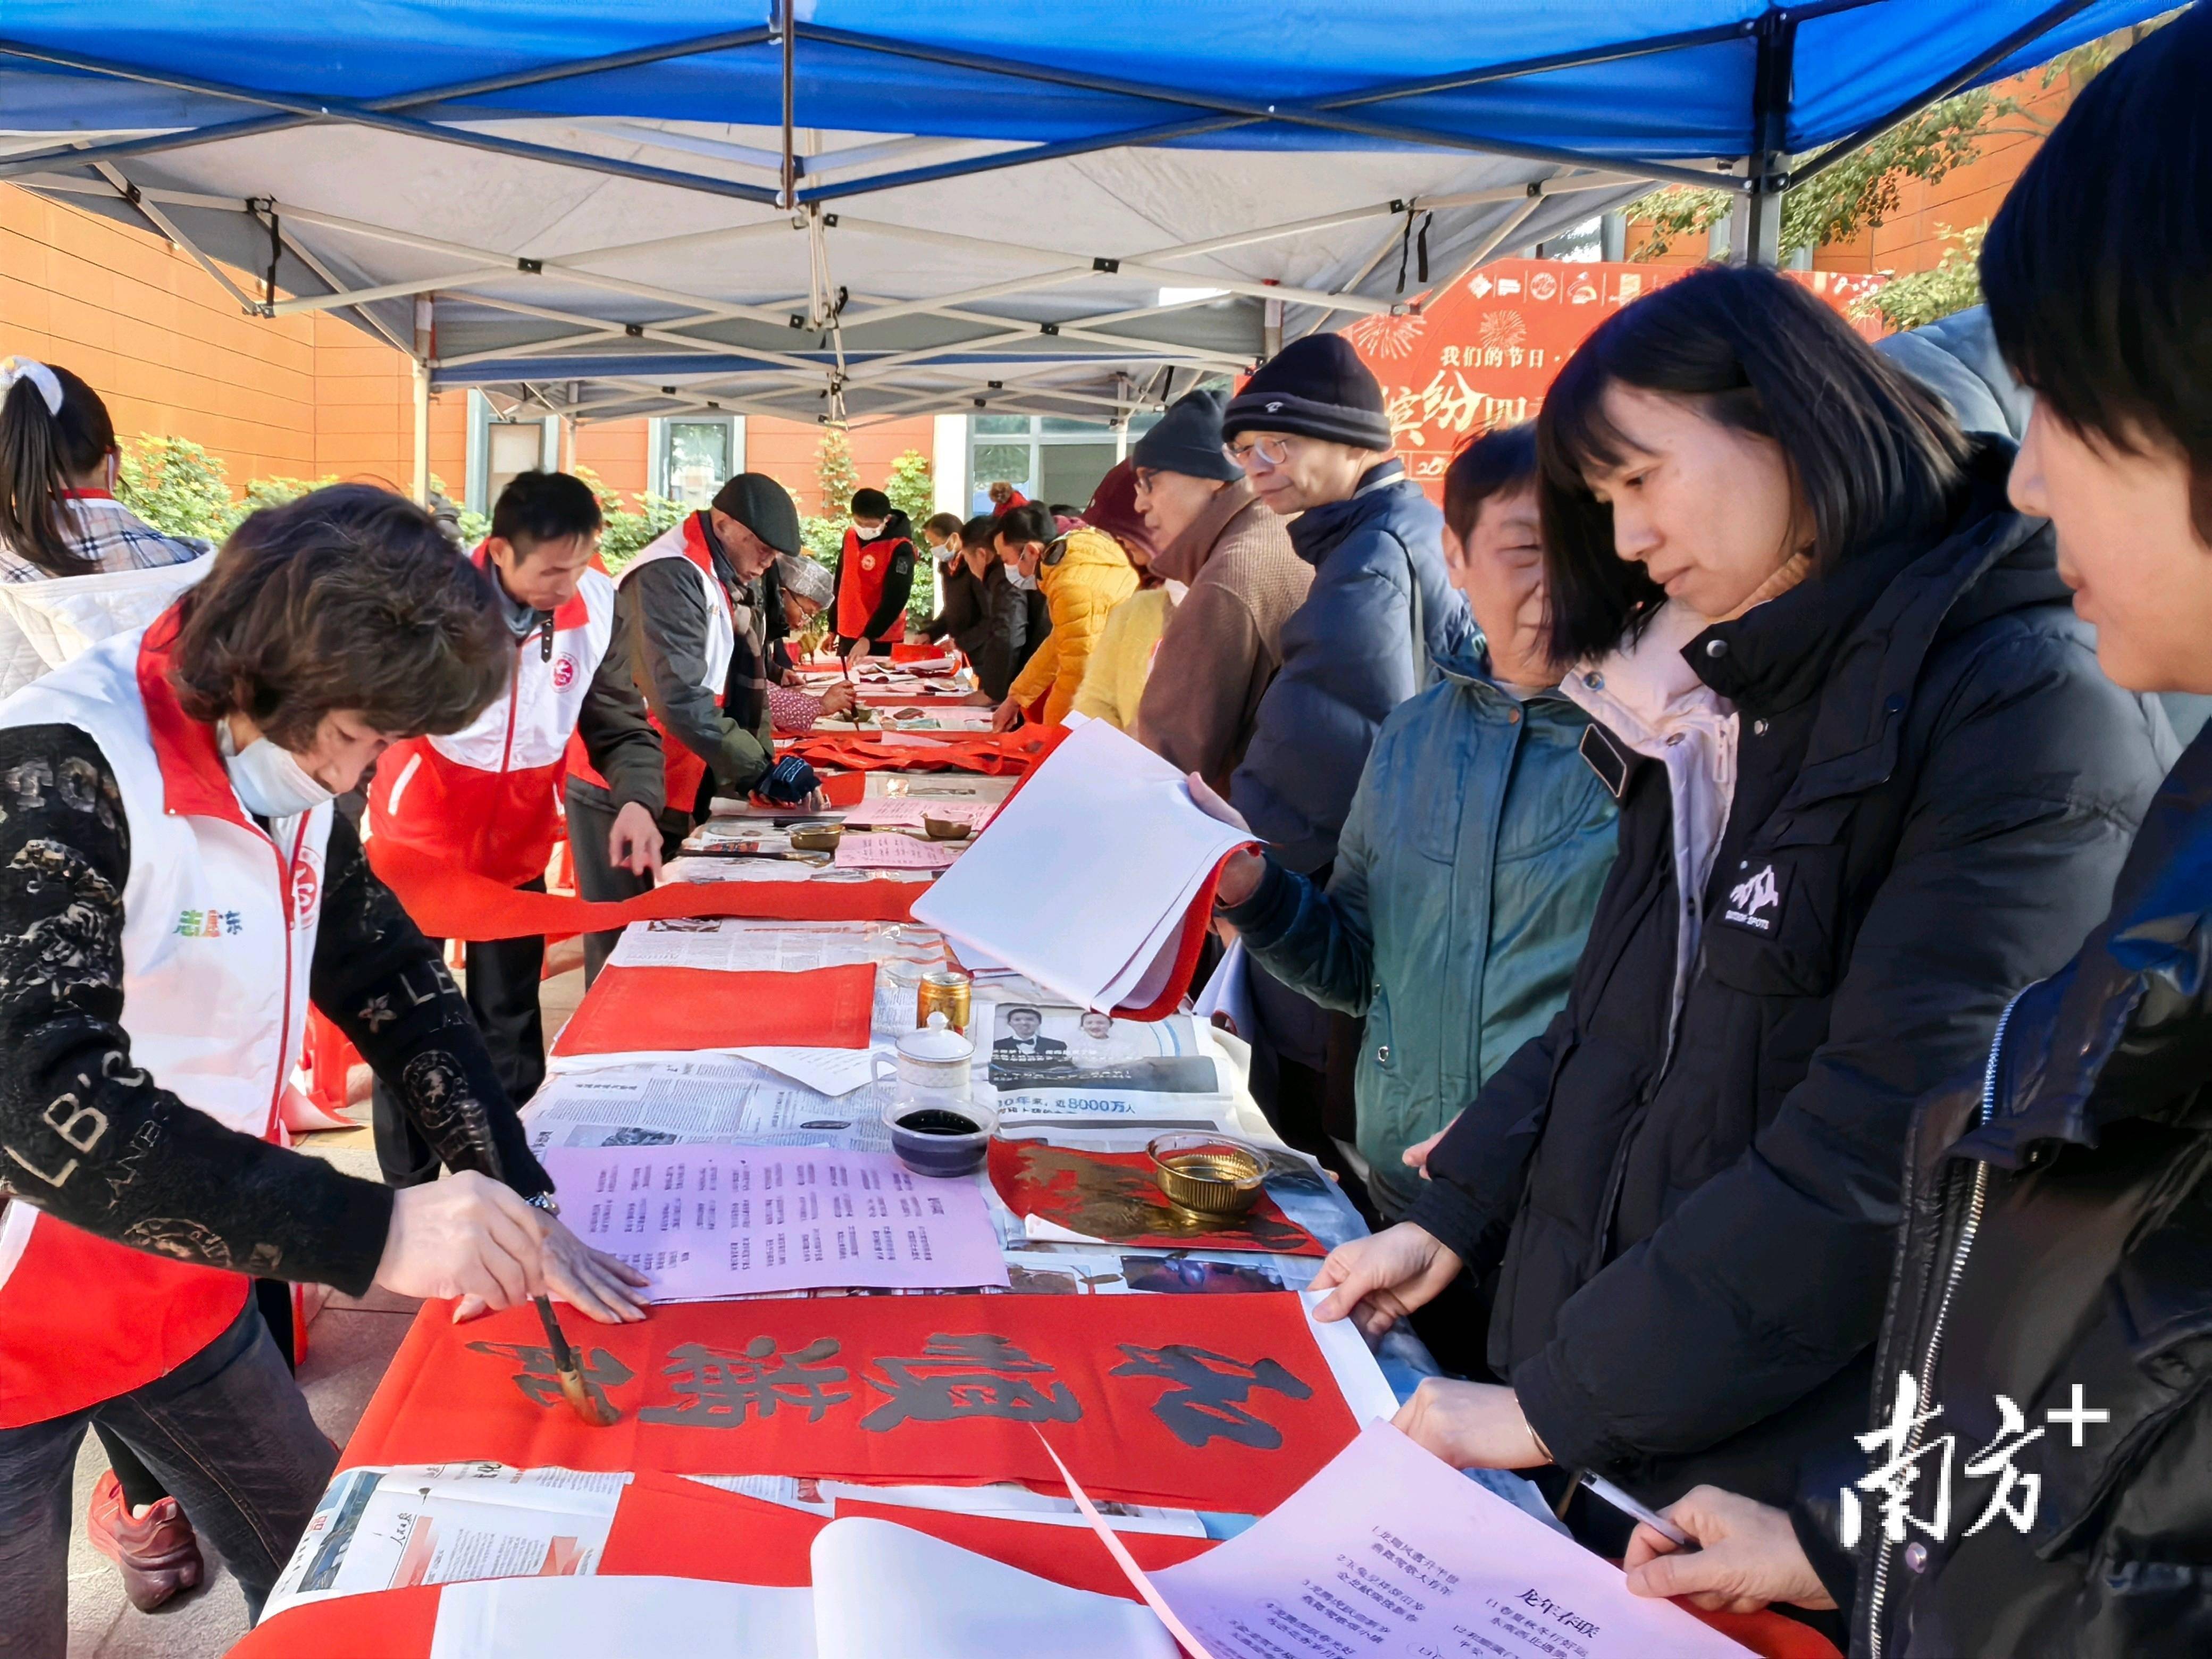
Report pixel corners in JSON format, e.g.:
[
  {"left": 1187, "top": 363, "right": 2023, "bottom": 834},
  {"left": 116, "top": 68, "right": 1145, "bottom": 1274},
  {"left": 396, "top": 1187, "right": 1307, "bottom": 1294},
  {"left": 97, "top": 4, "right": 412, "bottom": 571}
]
[
  {"left": 0, "top": 485, "right": 647, "bottom": 1654},
  {"left": 1310, "top": 264, "right": 2173, "bottom": 1576}
]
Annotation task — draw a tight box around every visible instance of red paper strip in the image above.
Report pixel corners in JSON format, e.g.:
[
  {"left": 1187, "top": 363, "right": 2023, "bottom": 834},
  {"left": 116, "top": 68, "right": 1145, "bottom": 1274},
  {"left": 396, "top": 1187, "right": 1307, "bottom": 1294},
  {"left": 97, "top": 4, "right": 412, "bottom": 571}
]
[
  {"left": 548, "top": 962, "right": 876, "bottom": 1058},
  {"left": 831, "top": 1499, "right": 1213, "bottom": 1602},
  {"left": 228, "top": 1586, "right": 442, "bottom": 1659},
  {"left": 601, "top": 1472, "right": 826, "bottom": 1586},
  {"left": 341, "top": 1294, "right": 1358, "bottom": 1513},
  {"left": 988, "top": 1140, "right": 1326, "bottom": 1258},
  {"left": 366, "top": 834, "right": 915, "bottom": 942},
  {"left": 778, "top": 726, "right": 1069, "bottom": 776}
]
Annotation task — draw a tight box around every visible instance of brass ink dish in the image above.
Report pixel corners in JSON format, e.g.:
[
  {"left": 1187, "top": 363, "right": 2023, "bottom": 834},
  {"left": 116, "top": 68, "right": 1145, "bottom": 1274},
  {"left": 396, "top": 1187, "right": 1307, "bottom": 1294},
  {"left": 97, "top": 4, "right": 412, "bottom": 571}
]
[{"left": 1147, "top": 1133, "right": 1267, "bottom": 1219}]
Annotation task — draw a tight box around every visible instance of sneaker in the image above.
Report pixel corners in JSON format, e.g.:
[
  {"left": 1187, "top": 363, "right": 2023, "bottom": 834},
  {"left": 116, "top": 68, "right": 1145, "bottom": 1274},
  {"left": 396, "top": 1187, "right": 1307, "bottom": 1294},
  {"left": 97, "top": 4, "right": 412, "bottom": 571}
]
[{"left": 86, "top": 1469, "right": 204, "bottom": 1613}]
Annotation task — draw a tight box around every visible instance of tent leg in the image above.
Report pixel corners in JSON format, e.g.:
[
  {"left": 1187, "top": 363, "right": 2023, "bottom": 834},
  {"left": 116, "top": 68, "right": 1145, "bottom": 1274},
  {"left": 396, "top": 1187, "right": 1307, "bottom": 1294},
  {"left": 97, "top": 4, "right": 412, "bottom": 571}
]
[
  {"left": 411, "top": 357, "right": 431, "bottom": 505},
  {"left": 1737, "top": 10, "right": 1796, "bottom": 270}
]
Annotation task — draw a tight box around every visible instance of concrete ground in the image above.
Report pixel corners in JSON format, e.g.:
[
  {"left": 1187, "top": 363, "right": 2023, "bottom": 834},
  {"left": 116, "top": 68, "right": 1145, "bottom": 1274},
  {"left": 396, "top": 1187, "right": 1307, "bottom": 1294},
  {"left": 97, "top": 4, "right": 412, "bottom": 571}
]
[{"left": 63, "top": 963, "right": 587, "bottom": 1658}]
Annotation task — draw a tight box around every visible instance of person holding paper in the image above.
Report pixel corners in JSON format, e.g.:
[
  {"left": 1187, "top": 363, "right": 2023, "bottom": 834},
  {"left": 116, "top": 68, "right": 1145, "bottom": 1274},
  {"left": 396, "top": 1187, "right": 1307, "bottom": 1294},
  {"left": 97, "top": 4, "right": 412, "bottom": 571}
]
[
  {"left": 1611, "top": 23, "right": 2212, "bottom": 1657},
  {"left": 1202, "top": 426, "right": 1615, "bottom": 1231},
  {"left": 990, "top": 501, "right": 1138, "bottom": 728},
  {"left": 0, "top": 488, "right": 647, "bottom": 1657},
  {"left": 1303, "top": 262, "right": 2169, "bottom": 1577}
]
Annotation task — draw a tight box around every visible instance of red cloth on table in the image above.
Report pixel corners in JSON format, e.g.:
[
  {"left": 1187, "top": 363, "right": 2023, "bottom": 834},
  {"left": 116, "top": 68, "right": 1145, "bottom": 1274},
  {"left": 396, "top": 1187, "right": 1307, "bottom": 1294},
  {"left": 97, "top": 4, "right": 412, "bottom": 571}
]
[
  {"left": 777, "top": 726, "right": 1068, "bottom": 776},
  {"left": 831, "top": 1499, "right": 1214, "bottom": 1601},
  {"left": 341, "top": 1294, "right": 1357, "bottom": 1513},
  {"left": 988, "top": 1139, "right": 1327, "bottom": 1258},
  {"left": 366, "top": 833, "right": 915, "bottom": 941},
  {"left": 548, "top": 962, "right": 876, "bottom": 1059}
]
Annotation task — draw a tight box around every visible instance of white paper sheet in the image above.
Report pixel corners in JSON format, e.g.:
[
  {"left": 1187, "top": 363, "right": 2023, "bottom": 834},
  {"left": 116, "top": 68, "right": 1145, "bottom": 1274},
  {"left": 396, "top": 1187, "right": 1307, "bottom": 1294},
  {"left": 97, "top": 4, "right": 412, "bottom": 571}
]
[
  {"left": 266, "top": 1465, "right": 629, "bottom": 1618},
  {"left": 429, "top": 1577, "right": 818, "bottom": 1659},
  {"left": 810, "top": 1518, "right": 1177, "bottom": 1659},
  {"left": 733, "top": 1045, "right": 880, "bottom": 1096},
  {"left": 541, "top": 1145, "right": 1011, "bottom": 1299},
  {"left": 1147, "top": 1423, "right": 1754, "bottom": 1659},
  {"left": 839, "top": 799, "right": 995, "bottom": 830},
  {"left": 911, "top": 719, "right": 1249, "bottom": 1011}
]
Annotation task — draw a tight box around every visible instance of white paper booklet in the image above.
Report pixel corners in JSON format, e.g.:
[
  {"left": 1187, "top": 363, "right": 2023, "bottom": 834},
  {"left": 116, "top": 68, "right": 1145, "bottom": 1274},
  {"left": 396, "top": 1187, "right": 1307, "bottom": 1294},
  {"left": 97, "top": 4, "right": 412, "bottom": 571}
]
[
  {"left": 911, "top": 719, "right": 1251, "bottom": 1011},
  {"left": 811, "top": 1518, "right": 1177, "bottom": 1659},
  {"left": 422, "top": 1524, "right": 1176, "bottom": 1659}
]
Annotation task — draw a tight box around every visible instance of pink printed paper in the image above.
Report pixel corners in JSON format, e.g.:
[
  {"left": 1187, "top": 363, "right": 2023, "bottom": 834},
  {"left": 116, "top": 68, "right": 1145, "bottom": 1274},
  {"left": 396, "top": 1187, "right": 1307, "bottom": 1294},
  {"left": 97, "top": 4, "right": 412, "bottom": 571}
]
[
  {"left": 541, "top": 1146, "right": 1010, "bottom": 1301},
  {"left": 834, "top": 833, "right": 965, "bottom": 870}
]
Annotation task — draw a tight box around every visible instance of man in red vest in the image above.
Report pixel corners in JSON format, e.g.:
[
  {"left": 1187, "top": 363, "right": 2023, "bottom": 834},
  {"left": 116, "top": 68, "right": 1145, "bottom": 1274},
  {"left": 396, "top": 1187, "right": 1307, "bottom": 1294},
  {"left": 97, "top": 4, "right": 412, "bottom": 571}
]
[
  {"left": 367, "top": 472, "right": 664, "bottom": 1182},
  {"left": 566, "top": 473, "right": 822, "bottom": 979},
  {"left": 832, "top": 487, "right": 916, "bottom": 666}
]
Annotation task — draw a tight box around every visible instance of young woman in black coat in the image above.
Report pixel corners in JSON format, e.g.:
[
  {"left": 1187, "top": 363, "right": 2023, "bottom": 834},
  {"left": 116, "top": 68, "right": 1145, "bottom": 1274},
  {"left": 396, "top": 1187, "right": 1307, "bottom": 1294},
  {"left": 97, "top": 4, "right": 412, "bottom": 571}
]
[
  {"left": 1612, "top": 16, "right": 2212, "bottom": 1656},
  {"left": 1308, "top": 264, "right": 2175, "bottom": 1555}
]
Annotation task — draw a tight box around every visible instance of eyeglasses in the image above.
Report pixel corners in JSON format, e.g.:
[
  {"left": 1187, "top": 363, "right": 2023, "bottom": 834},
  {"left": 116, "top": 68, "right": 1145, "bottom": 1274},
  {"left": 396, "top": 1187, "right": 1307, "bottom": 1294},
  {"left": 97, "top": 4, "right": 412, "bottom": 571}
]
[{"left": 1222, "top": 434, "right": 1294, "bottom": 471}]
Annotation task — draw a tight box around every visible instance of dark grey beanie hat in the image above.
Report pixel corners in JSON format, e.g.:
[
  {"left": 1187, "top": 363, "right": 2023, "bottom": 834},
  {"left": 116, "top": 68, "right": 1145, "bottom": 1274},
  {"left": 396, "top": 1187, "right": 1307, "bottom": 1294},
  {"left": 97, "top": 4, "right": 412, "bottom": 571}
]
[
  {"left": 1130, "top": 389, "right": 1243, "bottom": 482},
  {"left": 1220, "top": 332, "right": 1393, "bottom": 451}
]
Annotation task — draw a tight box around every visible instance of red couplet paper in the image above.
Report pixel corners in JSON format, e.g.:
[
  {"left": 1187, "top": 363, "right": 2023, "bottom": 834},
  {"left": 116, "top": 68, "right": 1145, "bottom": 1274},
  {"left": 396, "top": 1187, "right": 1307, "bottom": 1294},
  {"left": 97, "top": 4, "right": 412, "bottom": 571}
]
[
  {"left": 548, "top": 962, "right": 876, "bottom": 1059},
  {"left": 341, "top": 1293, "right": 1358, "bottom": 1512},
  {"left": 367, "top": 834, "right": 915, "bottom": 942},
  {"left": 988, "top": 1140, "right": 1327, "bottom": 1259},
  {"left": 780, "top": 726, "right": 1069, "bottom": 776}
]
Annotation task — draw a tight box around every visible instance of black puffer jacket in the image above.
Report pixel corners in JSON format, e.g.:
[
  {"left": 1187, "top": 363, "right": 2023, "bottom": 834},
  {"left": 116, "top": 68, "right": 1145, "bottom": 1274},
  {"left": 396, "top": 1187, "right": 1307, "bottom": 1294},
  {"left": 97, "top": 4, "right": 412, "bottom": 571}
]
[
  {"left": 1837, "top": 730, "right": 2212, "bottom": 1658},
  {"left": 1410, "top": 445, "right": 2174, "bottom": 1514},
  {"left": 930, "top": 556, "right": 1029, "bottom": 702}
]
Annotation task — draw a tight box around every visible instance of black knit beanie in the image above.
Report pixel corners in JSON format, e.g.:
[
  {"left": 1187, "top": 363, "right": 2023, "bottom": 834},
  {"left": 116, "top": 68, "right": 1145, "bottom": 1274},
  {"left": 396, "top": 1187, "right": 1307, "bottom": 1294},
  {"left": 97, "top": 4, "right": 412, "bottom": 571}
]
[
  {"left": 1130, "top": 389, "right": 1242, "bottom": 482},
  {"left": 710, "top": 472, "right": 803, "bottom": 557},
  {"left": 1220, "top": 332, "right": 1392, "bottom": 451}
]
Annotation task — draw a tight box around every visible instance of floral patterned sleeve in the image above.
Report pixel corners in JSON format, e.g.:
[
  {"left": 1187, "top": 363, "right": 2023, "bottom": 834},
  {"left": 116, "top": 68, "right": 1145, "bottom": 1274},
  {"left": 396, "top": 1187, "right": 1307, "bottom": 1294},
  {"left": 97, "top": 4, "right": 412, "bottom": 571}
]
[
  {"left": 768, "top": 682, "right": 822, "bottom": 735},
  {"left": 0, "top": 725, "right": 394, "bottom": 1293}
]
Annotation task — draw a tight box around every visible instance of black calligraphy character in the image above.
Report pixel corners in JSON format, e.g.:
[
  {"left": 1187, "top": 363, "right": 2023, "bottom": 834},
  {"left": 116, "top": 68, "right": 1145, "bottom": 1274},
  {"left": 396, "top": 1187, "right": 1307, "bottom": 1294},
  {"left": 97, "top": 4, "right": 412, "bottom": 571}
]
[
  {"left": 466, "top": 1340, "right": 634, "bottom": 1420},
  {"left": 1111, "top": 1344, "right": 1312, "bottom": 1449},
  {"left": 639, "top": 1336, "right": 851, "bottom": 1427},
  {"left": 861, "top": 1333, "right": 1083, "bottom": 1431}
]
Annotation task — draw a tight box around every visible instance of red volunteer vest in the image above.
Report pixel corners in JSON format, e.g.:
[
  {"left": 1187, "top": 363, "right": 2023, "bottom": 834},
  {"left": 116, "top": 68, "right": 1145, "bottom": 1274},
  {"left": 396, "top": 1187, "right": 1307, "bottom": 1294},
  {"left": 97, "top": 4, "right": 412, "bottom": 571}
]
[
  {"left": 0, "top": 611, "right": 329, "bottom": 1425},
  {"left": 368, "top": 550, "right": 614, "bottom": 891},
  {"left": 567, "top": 514, "right": 733, "bottom": 817},
  {"left": 835, "top": 526, "right": 904, "bottom": 643}
]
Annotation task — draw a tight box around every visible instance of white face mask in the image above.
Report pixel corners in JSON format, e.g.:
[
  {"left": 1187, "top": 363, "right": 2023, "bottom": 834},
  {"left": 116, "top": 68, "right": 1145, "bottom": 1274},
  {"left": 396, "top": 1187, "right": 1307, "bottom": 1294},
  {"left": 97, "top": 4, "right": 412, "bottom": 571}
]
[
  {"left": 217, "top": 720, "right": 336, "bottom": 819},
  {"left": 854, "top": 523, "right": 884, "bottom": 542},
  {"left": 1009, "top": 569, "right": 1040, "bottom": 591}
]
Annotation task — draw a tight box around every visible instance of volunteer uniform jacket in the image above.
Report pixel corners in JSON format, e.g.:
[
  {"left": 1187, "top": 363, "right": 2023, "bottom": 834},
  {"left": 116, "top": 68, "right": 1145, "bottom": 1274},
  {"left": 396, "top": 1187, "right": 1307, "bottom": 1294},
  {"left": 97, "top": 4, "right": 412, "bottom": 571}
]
[
  {"left": 368, "top": 548, "right": 659, "bottom": 889},
  {"left": 572, "top": 514, "right": 776, "bottom": 818},
  {"left": 0, "top": 613, "right": 549, "bottom": 1427},
  {"left": 832, "top": 514, "right": 916, "bottom": 649}
]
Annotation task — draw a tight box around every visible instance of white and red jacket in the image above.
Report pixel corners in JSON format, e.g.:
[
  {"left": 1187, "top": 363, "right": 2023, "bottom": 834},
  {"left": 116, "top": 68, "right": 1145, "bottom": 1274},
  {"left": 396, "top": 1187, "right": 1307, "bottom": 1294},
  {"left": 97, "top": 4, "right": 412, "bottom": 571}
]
[
  {"left": 370, "top": 550, "right": 617, "bottom": 890},
  {"left": 568, "top": 514, "right": 732, "bottom": 816},
  {"left": 0, "top": 614, "right": 328, "bottom": 1423}
]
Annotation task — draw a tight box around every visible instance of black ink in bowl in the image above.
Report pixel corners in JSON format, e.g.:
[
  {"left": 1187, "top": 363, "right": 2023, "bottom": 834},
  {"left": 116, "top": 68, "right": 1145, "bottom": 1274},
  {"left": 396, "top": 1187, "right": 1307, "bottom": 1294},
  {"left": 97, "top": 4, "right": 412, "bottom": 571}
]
[{"left": 889, "top": 1103, "right": 993, "bottom": 1177}]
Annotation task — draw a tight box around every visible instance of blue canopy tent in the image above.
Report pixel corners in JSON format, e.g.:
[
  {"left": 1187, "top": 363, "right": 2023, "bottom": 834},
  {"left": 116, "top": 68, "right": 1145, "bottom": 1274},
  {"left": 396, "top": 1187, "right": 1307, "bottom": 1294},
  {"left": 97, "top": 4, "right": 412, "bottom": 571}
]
[{"left": 0, "top": 1, "right": 2166, "bottom": 464}]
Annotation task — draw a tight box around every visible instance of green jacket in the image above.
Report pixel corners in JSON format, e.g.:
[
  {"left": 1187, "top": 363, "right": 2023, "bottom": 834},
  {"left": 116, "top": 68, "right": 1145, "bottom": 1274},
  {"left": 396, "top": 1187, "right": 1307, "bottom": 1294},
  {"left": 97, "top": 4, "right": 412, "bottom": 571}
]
[{"left": 1224, "top": 647, "right": 1618, "bottom": 1217}]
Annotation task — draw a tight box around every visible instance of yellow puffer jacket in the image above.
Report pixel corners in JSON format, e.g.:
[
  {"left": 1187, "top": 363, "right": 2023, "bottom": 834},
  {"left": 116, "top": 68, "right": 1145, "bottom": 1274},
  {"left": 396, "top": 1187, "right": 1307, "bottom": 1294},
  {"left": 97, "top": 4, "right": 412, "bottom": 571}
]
[{"left": 1006, "top": 525, "right": 1139, "bottom": 724}]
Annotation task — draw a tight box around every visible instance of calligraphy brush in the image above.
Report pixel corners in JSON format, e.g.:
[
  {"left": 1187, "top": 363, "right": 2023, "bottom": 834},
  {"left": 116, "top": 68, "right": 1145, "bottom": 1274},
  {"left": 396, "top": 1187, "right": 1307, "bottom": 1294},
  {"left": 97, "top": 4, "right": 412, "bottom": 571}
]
[
  {"left": 471, "top": 1118, "right": 620, "bottom": 1428},
  {"left": 535, "top": 1293, "right": 620, "bottom": 1428}
]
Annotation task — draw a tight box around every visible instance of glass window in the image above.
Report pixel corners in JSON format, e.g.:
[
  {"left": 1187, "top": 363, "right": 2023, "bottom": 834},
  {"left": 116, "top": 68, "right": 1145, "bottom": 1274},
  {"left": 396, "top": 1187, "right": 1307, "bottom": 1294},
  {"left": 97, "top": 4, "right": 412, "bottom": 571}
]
[
  {"left": 972, "top": 443, "right": 1033, "bottom": 488},
  {"left": 1039, "top": 442, "right": 1117, "bottom": 509},
  {"left": 1039, "top": 416, "right": 1112, "bottom": 435},
  {"left": 664, "top": 421, "right": 732, "bottom": 507},
  {"left": 973, "top": 415, "right": 1030, "bottom": 434}
]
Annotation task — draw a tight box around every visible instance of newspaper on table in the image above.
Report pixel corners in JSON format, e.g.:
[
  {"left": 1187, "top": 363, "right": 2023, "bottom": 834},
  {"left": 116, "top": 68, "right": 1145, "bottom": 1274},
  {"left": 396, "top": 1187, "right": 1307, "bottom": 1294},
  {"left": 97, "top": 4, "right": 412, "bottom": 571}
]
[
  {"left": 911, "top": 719, "right": 1249, "bottom": 1012},
  {"left": 265, "top": 1463, "right": 629, "bottom": 1618},
  {"left": 523, "top": 1057, "right": 890, "bottom": 1153},
  {"left": 605, "top": 918, "right": 894, "bottom": 974},
  {"left": 985, "top": 1002, "right": 1217, "bottom": 1095}
]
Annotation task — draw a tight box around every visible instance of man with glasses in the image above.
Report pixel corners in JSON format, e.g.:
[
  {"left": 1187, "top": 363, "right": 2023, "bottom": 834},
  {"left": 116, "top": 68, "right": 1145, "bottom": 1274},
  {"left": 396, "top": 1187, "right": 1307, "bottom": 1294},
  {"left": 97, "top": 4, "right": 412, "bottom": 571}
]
[{"left": 1216, "top": 334, "right": 1471, "bottom": 1186}]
